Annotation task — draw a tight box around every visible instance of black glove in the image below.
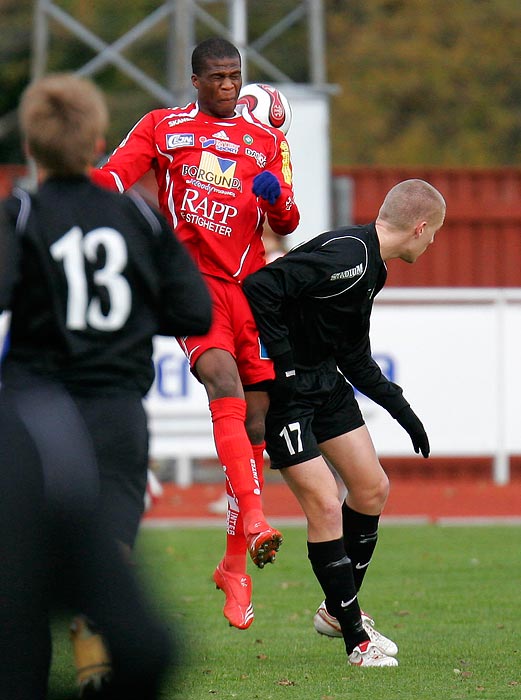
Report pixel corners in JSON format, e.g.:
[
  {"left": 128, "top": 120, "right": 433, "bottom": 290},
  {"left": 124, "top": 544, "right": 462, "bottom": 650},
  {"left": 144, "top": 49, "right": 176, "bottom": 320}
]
[
  {"left": 395, "top": 405, "right": 430, "bottom": 458},
  {"left": 252, "top": 171, "right": 281, "bottom": 205},
  {"left": 270, "top": 350, "right": 296, "bottom": 402}
]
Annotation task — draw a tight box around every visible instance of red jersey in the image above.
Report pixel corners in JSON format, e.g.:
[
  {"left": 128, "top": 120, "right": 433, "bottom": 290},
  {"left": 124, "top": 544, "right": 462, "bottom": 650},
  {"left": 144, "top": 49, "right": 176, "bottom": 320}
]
[{"left": 93, "top": 102, "right": 300, "bottom": 283}]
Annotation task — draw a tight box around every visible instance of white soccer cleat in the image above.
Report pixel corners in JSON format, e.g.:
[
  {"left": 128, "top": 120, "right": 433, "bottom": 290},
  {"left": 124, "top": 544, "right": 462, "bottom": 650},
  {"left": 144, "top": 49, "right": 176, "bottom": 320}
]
[
  {"left": 348, "top": 640, "right": 398, "bottom": 667},
  {"left": 313, "top": 600, "right": 343, "bottom": 638},
  {"left": 313, "top": 601, "right": 398, "bottom": 657},
  {"left": 361, "top": 610, "right": 399, "bottom": 657}
]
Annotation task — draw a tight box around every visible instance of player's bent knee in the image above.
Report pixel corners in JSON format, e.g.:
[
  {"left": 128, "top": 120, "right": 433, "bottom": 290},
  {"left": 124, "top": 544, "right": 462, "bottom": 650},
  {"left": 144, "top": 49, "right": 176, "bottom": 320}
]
[
  {"left": 376, "top": 471, "right": 390, "bottom": 505},
  {"left": 306, "top": 497, "right": 342, "bottom": 533},
  {"left": 348, "top": 472, "right": 390, "bottom": 513}
]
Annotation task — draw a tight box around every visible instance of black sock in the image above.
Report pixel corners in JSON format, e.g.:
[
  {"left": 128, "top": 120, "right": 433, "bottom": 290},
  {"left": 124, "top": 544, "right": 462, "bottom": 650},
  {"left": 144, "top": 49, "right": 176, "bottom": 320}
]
[
  {"left": 342, "top": 503, "right": 380, "bottom": 592},
  {"left": 307, "top": 539, "right": 368, "bottom": 654}
]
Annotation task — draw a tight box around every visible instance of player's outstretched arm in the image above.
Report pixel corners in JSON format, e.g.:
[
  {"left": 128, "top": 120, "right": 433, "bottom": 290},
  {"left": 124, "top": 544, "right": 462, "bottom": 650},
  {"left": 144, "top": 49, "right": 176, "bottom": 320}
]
[{"left": 92, "top": 111, "right": 159, "bottom": 193}]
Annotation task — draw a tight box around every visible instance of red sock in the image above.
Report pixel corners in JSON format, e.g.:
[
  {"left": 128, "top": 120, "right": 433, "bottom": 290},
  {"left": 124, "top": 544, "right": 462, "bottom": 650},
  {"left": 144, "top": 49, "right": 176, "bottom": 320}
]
[
  {"left": 223, "top": 478, "right": 246, "bottom": 573},
  {"left": 251, "top": 442, "right": 266, "bottom": 492},
  {"left": 210, "top": 398, "right": 266, "bottom": 534},
  {"left": 223, "top": 441, "right": 267, "bottom": 572}
]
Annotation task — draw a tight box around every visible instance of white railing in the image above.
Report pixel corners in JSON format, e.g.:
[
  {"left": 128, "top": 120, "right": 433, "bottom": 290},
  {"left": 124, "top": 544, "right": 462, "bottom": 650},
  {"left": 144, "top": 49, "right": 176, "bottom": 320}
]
[
  {"left": 370, "top": 288, "right": 521, "bottom": 485},
  {"left": 144, "top": 287, "right": 521, "bottom": 486},
  {"left": 2, "top": 288, "right": 520, "bottom": 486}
]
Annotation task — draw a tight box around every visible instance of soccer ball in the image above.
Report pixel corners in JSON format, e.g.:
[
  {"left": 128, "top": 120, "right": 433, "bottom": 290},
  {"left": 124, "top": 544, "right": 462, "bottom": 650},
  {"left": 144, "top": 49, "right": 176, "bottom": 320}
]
[{"left": 238, "top": 83, "right": 292, "bottom": 135}]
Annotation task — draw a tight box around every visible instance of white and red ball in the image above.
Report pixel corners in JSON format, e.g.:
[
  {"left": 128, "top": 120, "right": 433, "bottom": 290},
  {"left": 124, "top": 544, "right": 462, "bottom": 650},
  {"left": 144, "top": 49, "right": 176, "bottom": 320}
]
[{"left": 238, "top": 83, "right": 292, "bottom": 135}]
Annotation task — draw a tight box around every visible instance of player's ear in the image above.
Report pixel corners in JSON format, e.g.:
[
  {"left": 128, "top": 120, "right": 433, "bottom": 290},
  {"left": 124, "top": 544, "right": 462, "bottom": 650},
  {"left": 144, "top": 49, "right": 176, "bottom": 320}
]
[
  {"left": 414, "top": 221, "right": 427, "bottom": 238},
  {"left": 94, "top": 137, "right": 106, "bottom": 160}
]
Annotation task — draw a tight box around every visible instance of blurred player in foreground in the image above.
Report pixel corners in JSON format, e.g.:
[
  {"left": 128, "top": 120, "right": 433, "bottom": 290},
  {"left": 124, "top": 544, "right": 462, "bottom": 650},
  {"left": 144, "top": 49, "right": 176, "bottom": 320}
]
[
  {"left": 0, "top": 72, "right": 212, "bottom": 698},
  {"left": 243, "top": 179, "right": 446, "bottom": 667},
  {"left": 92, "top": 37, "right": 300, "bottom": 630}
]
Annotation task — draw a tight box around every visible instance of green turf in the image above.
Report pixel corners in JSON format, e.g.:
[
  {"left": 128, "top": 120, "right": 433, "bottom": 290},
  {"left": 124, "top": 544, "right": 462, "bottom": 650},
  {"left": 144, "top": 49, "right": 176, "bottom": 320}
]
[{"left": 50, "top": 525, "right": 521, "bottom": 700}]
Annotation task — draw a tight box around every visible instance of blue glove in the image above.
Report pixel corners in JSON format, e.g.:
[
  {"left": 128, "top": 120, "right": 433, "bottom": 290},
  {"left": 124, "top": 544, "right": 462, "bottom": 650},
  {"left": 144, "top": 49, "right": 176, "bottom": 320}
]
[{"left": 252, "top": 171, "right": 281, "bottom": 205}]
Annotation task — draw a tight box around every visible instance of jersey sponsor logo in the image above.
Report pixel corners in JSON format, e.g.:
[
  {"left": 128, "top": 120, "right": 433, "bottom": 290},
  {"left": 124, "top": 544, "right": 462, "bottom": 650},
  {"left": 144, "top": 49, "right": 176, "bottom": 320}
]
[
  {"left": 166, "top": 133, "right": 195, "bottom": 149},
  {"left": 245, "top": 147, "right": 267, "bottom": 168},
  {"left": 185, "top": 178, "right": 237, "bottom": 198},
  {"left": 330, "top": 263, "right": 363, "bottom": 281},
  {"left": 199, "top": 136, "right": 240, "bottom": 154},
  {"left": 168, "top": 117, "right": 192, "bottom": 127},
  {"left": 280, "top": 140, "right": 292, "bottom": 184},
  {"left": 182, "top": 152, "right": 241, "bottom": 190},
  {"left": 180, "top": 188, "right": 238, "bottom": 236},
  {"left": 212, "top": 130, "right": 229, "bottom": 140}
]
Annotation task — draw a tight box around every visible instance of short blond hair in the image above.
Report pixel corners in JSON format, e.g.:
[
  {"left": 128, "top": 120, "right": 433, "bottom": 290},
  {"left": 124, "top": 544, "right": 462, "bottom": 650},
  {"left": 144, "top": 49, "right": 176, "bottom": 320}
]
[
  {"left": 378, "top": 179, "right": 446, "bottom": 230},
  {"left": 19, "top": 73, "right": 109, "bottom": 176}
]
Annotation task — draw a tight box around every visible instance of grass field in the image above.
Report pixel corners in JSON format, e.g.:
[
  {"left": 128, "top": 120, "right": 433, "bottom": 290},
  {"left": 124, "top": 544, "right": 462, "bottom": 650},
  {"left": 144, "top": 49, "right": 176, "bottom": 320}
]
[{"left": 49, "top": 525, "right": 520, "bottom": 700}]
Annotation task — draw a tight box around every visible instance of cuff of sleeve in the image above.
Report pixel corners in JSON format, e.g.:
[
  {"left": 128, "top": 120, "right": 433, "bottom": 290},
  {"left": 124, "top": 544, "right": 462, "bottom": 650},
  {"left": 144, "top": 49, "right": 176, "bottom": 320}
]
[{"left": 267, "top": 339, "right": 293, "bottom": 359}]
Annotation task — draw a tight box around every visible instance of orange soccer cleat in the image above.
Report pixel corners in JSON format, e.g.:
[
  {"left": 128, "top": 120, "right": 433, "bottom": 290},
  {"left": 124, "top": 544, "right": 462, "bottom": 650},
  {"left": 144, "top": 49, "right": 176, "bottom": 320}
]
[
  {"left": 245, "top": 523, "right": 283, "bottom": 569},
  {"left": 213, "top": 561, "right": 255, "bottom": 630}
]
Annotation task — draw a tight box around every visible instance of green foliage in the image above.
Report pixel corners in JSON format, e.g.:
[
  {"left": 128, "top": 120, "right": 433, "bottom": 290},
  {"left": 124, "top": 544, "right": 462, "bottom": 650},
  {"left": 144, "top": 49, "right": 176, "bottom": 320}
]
[
  {"left": 49, "top": 525, "right": 521, "bottom": 699},
  {"left": 246, "top": 2, "right": 313, "bottom": 84},
  {"left": 1, "top": 1, "right": 520, "bottom": 165},
  {"left": 326, "top": 0, "right": 521, "bottom": 165},
  {"left": 0, "top": 1, "right": 32, "bottom": 162}
]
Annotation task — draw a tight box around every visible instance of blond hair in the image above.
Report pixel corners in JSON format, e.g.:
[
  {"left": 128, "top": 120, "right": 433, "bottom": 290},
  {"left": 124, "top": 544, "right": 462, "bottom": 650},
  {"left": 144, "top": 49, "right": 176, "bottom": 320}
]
[
  {"left": 378, "top": 179, "right": 446, "bottom": 230},
  {"left": 19, "top": 73, "right": 108, "bottom": 176}
]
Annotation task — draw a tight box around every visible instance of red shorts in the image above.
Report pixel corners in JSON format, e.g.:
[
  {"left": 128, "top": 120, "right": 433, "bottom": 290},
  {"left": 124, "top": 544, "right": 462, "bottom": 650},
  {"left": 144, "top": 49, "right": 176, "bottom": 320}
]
[{"left": 178, "top": 275, "right": 275, "bottom": 386}]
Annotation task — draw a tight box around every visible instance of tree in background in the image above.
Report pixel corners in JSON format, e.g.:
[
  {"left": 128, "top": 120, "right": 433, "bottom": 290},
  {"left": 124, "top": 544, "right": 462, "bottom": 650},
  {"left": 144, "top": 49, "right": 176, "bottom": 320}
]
[
  {"left": 1, "top": 0, "right": 520, "bottom": 166},
  {"left": 0, "top": 1, "right": 32, "bottom": 163},
  {"left": 327, "top": 0, "right": 521, "bottom": 165}
]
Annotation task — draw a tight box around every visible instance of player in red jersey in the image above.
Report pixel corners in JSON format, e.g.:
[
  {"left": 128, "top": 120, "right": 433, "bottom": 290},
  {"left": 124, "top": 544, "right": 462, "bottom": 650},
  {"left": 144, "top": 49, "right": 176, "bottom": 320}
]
[{"left": 92, "top": 37, "right": 300, "bottom": 630}]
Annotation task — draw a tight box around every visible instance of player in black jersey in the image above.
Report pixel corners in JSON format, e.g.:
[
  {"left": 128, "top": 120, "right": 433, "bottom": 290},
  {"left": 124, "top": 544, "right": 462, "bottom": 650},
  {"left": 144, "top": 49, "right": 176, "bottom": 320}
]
[
  {"left": 0, "top": 73, "right": 211, "bottom": 698},
  {"left": 243, "top": 179, "right": 446, "bottom": 668}
]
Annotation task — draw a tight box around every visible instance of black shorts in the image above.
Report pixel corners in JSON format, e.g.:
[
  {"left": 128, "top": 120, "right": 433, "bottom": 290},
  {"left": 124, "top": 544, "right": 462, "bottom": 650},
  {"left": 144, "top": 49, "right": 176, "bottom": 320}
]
[
  {"left": 266, "top": 362, "right": 364, "bottom": 469},
  {"left": 73, "top": 392, "right": 148, "bottom": 549}
]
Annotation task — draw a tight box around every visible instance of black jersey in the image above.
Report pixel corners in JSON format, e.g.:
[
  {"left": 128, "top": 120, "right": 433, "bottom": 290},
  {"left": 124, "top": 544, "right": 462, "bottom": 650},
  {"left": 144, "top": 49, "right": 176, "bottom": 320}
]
[
  {"left": 243, "top": 224, "right": 409, "bottom": 417},
  {"left": 0, "top": 176, "right": 212, "bottom": 395}
]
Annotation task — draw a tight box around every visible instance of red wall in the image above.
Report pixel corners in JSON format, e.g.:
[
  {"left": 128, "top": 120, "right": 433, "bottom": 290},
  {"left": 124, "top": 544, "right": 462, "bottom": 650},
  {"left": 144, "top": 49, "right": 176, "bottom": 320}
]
[
  {"left": 0, "top": 165, "right": 27, "bottom": 198},
  {"left": 333, "top": 166, "right": 521, "bottom": 287},
  {"left": 3, "top": 164, "right": 521, "bottom": 287}
]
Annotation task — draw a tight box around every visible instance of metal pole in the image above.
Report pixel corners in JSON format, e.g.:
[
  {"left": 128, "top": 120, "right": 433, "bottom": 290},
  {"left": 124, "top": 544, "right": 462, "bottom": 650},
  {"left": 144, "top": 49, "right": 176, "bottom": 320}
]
[
  {"left": 168, "top": 0, "right": 195, "bottom": 107},
  {"left": 31, "top": 0, "right": 49, "bottom": 79},
  {"left": 493, "top": 290, "right": 510, "bottom": 484},
  {"left": 307, "top": 0, "right": 326, "bottom": 86},
  {"left": 229, "top": 0, "right": 248, "bottom": 82}
]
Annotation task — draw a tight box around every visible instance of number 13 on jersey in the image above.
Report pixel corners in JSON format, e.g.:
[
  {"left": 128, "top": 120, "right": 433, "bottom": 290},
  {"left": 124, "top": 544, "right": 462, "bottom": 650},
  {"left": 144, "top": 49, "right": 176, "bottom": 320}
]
[{"left": 50, "top": 226, "right": 131, "bottom": 331}]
